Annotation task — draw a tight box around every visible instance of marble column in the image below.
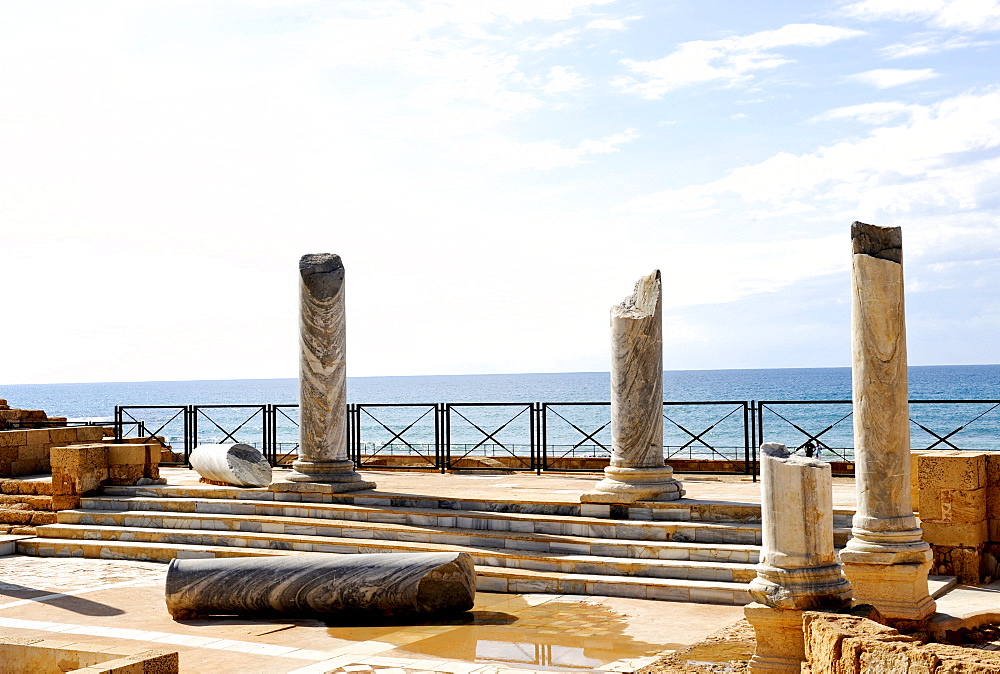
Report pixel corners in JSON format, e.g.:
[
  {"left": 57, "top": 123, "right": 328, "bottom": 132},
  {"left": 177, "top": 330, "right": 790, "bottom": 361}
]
[
  {"left": 745, "top": 442, "right": 851, "bottom": 673},
  {"left": 189, "top": 443, "right": 272, "bottom": 488},
  {"left": 288, "top": 254, "right": 374, "bottom": 490},
  {"left": 582, "top": 271, "right": 683, "bottom": 504},
  {"left": 165, "top": 551, "right": 476, "bottom": 619},
  {"left": 840, "top": 222, "right": 934, "bottom": 623},
  {"left": 750, "top": 442, "right": 851, "bottom": 610}
]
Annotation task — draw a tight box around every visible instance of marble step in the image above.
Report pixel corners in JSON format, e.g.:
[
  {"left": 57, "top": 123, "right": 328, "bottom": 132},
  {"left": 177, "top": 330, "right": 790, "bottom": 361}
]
[
  {"left": 101, "top": 484, "right": 772, "bottom": 523},
  {"left": 79, "top": 496, "right": 766, "bottom": 545},
  {"left": 35, "top": 523, "right": 758, "bottom": 583},
  {"left": 57, "top": 509, "right": 763, "bottom": 564},
  {"left": 16, "top": 537, "right": 752, "bottom": 605}
]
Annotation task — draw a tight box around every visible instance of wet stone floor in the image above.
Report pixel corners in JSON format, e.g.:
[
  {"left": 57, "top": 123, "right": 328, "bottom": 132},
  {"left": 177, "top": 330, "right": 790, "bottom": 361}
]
[{"left": 0, "top": 556, "right": 743, "bottom": 673}]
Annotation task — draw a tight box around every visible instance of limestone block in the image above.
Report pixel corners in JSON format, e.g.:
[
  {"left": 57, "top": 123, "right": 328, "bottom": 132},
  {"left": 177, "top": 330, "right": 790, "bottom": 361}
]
[
  {"left": 744, "top": 603, "right": 805, "bottom": 673},
  {"left": 49, "top": 427, "right": 79, "bottom": 444},
  {"left": 50, "top": 444, "right": 109, "bottom": 510},
  {"left": 940, "top": 487, "right": 987, "bottom": 524},
  {"left": 23, "top": 428, "right": 50, "bottom": 444},
  {"left": 0, "top": 431, "right": 27, "bottom": 448},
  {"left": 987, "top": 486, "right": 1000, "bottom": 521},
  {"left": 75, "top": 426, "right": 108, "bottom": 442},
  {"left": 840, "top": 560, "right": 935, "bottom": 624},
  {"left": 108, "top": 444, "right": 145, "bottom": 466},
  {"left": 189, "top": 443, "right": 271, "bottom": 488},
  {"left": 165, "top": 551, "right": 475, "bottom": 619},
  {"left": 918, "top": 451, "right": 987, "bottom": 491},
  {"left": 921, "top": 520, "right": 988, "bottom": 548}
]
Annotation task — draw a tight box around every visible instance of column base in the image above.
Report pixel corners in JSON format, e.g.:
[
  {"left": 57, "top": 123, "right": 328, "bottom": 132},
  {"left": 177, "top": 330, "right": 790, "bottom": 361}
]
[
  {"left": 580, "top": 465, "right": 684, "bottom": 504},
  {"left": 839, "top": 559, "right": 935, "bottom": 623},
  {"left": 744, "top": 603, "right": 805, "bottom": 673},
  {"left": 283, "top": 459, "right": 376, "bottom": 491},
  {"left": 748, "top": 564, "right": 852, "bottom": 611}
]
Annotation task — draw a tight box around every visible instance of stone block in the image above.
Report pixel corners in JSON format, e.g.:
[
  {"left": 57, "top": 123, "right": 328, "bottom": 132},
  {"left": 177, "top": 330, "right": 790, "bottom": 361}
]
[
  {"left": 108, "top": 464, "right": 144, "bottom": 485},
  {"left": 922, "top": 520, "right": 988, "bottom": 548},
  {"left": 988, "top": 486, "right": 1000, "bottom": 522},
  {"left": 0, "top": 431, "right": 27, "bottom": 448},
  {"left": 919, "top": 487, "right": 943, "bottom": 521},
  {"left": 107, "top": 444, "right": 145, "bottom": 465},
  {"left": 22, "top": 428, "right": 50, "bottom": 445},
  {"left": 75, "top": 426, "right": 108, "bottom": 442},
  {"left": 49, "top": 427, "right": 79, "bottom": 444},
  {"left": 918, "top": 451, "right": 987, "bottom": 491},
  {"left": 939, "top": 487, "right": 987, "bottom": 524},
  {"left": 745, "top": 603, "right": 805, "bottom": 673}
]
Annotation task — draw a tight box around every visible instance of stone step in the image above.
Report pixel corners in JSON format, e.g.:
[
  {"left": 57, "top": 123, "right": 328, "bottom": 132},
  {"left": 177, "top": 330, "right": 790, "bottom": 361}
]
[
  {"left": 102, "top": 483, "right": 777, "bottom": 522},
  {"left": 16, "top": 537, "right": 752, "bottom": 605},
  {"left": 99, "top": 484, "right": 857, "bottom": 527},
  {"left": 57, "top": 509, "right": 763, "bottom": 564},
  {"left": 79, "top": 496, "right": 766, "bottom": 545},
  {"left": 35, "top": 523, "right": 758, "bottom": 583}
]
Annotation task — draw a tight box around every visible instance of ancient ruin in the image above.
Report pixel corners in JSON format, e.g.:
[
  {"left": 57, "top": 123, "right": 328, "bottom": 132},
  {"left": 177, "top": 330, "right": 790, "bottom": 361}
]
[
  {"left": 189, "top": 442, "right": 271, "bottom": 487},
  {"left": 840, "top": 222, "right": 935, "bottom": 623},
  {"left": 287, "top": 253, "right": 374, "bottom": 490},
  {"left": 583, "top": 270, "right": 684, "bottom": 504},
  {"left": 164, "top": 551, "right": 476, "bottom": 619}
]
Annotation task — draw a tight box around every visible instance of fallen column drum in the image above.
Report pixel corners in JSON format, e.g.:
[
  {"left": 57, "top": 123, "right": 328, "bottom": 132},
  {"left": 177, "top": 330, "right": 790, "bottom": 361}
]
[{"left": 165, "top": 551, "right": 476, "bottom": 619}]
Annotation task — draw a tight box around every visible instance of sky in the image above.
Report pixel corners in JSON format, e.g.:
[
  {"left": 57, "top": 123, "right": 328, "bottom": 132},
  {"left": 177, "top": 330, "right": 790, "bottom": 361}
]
[{"left": 1, "top": 0, "right": 999, "bottom": 385}]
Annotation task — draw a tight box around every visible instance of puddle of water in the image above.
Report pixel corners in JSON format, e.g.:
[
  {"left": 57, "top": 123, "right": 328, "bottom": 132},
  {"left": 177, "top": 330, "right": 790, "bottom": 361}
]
[{"left": 326, "top": 596, "right": 672, "bottom": 671}]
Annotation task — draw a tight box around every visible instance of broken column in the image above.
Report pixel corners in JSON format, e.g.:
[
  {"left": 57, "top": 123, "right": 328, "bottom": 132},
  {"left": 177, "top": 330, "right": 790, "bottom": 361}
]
[
  {"left": 745, "top": 442, "right": 851, "bottom": 673},
  {"left": 583, "top": 270, "right": 683, "bottom": 504},
  {"left": 840, "top": 222, "right": 934, "bottom": 623},
  {"left": 287, "top": 254, "right": 374, "bottom": 490},
  {"left": 165, "top": 551, "right": 476, "bottom": 619}
]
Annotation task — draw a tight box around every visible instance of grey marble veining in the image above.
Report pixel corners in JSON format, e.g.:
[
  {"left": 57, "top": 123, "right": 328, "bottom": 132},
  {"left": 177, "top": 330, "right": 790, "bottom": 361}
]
[
  {"left": 189, "top": 443, "right": 271, "bottom": 488},
  {"left": 165, "top": 551, "right": 475, "bottom": 619},
  {"left": 583, "top": 271, "right": 683, "bottom": 503},
  {"left": 291, "top": 254, "right": 374, "bottom": 489}
]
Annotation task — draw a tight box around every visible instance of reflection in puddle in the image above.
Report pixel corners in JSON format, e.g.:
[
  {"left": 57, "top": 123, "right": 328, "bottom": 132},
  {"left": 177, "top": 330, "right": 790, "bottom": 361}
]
[{"left": 326, "top": 595, "right": 671, "bottom": 671}]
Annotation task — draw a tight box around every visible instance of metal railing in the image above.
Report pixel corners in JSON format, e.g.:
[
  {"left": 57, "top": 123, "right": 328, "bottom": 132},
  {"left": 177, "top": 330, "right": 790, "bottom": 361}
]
[{"left": 112, "top": 398, "right": 1000, "bottom": 475}]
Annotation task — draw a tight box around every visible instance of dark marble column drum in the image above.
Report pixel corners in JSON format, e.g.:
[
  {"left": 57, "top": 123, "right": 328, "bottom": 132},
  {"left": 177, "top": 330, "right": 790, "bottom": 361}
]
[
  {"left": 165, "top": 551, "right": 476, "bottom": 619},
  {"left": 582, "top": 270, "right": 683, "bottom": 504},
  {"left": 289, "top": 254, "right": 374, "bottom": 490}
]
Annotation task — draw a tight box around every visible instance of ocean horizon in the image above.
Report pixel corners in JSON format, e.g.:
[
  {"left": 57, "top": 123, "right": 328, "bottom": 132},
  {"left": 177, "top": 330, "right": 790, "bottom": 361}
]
[{"left": 2, "top": 365, "right": 998, "bottom": 459}]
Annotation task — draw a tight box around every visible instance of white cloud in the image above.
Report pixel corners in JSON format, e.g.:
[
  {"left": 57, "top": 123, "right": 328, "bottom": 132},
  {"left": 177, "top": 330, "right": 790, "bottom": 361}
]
[
  {"left": 455, "top": 129, "right": 639, "bottom": 171},
  {"left": 812, "top": 101, "right": 921, "bottom": 124},
  {"left": 520, "top": 29, "right": 579, "bottom": 50},
  {"left": 847, "top": 67, "right": 939, "bottom": 87},
  {"left": 586, "top": 18, "right": 628, "bottom": 30},
  {"left": 731, "top": 112, "right": 747, "bottom": 119},
  {"left": 879, "top": 34, "right": 996, "bottom": 57},
  {"left": 542, "top": 65, "right": 589, "bottom": 92},
  {"left": 613, "top": 23, "right": 864, "bottom": 99},
  {"left": 620, "top": 88, "right": 1000, "bottom": 246},
  {"left": 842, "top": 0, "right": 1000, "bottom": 31}
]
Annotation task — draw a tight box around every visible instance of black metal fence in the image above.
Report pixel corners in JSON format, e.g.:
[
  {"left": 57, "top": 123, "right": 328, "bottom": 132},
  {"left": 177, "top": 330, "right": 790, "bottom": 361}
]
[{"left": 113, "top": 398, "right": 1000, "bottom": 477}]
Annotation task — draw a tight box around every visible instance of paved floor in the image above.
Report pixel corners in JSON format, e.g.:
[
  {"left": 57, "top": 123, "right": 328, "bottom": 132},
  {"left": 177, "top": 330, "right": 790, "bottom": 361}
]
[
  {"left": 0, "top": 556, "right": 744, "bottom": 673},
  {"left": 159, "top": 467, "right": 859, "bottom": 509}
]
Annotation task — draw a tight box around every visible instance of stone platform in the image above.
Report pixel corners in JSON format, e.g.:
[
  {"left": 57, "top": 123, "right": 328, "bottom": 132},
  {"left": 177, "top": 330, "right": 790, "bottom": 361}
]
[{"left": 16, "top": 469, "right": 860, "bottom": 607}]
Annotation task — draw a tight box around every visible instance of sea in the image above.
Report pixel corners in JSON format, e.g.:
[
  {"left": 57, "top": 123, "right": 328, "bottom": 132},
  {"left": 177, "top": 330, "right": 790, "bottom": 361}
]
[{"left": 2, "top": 365, "right": 999, "bottom": 462}]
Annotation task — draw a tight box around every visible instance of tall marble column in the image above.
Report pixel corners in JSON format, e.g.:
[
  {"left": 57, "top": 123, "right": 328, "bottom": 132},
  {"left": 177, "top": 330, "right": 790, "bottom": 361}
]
[
  {"left": 582, "top": 271, "right": 683, "bottom": 504},
  {"left": 840, "top": 222, "right": 934, "bottom": 622},
  {"left": 288, "top": 254, "right": 374, "bottom": 490}
]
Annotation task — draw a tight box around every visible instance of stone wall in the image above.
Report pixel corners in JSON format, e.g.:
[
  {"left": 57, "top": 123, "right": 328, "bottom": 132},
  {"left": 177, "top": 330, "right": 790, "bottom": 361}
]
[
  {"left": 50, "top": 443, "right": 162, "bottom": 510},
  {"left": 0, "top": 426, "right": 108, "bottom": 477},
  {"left": 802, "top": 613, "right": 1000, "bottom": 673},
  {"left": 913, "top": 450, "right": 1000, "bottom": 584},
  {"left": 0, "top": 399, "right": 67, "bottom": 430}
]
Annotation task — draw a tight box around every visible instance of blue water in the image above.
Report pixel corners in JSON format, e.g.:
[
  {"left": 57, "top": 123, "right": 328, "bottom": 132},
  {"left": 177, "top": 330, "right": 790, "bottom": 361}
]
[{"left": 2, "top": 366, "right": 998, "bottom": 461}]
